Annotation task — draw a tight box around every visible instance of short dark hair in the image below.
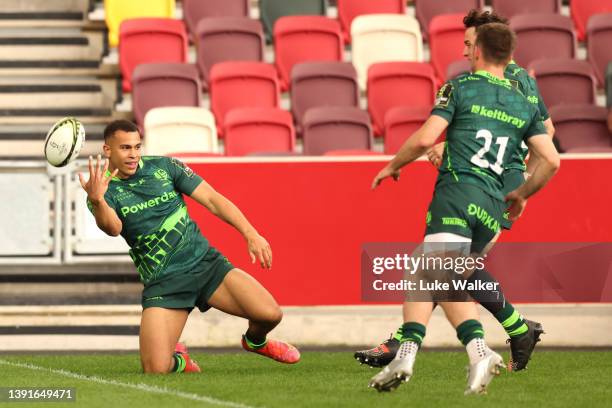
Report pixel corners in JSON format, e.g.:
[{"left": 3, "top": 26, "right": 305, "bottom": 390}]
[
  {"left": 103, "top": 119, "right": 140, "bottom": 142},
  {"left": 463, "top": 9, "right": 509, "bottom": 28},
  {"left": 475, "top": 23, "right": 516, "bottom": 65}
]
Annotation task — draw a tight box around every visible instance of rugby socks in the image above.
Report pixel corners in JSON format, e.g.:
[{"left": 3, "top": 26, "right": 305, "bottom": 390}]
[
  {"left": 466, "top": 268, "right": 528, "bottom": 338},
  {"left": 399, "top": 322, "right": 426, "bottom": 346},
  {"left": 172, "top": 352, "right": 186, "bottom": 373},
  {"left": 392, "top": 325, "right": 403, "bottom": 341},
  {"left": 243, "top": 333, "right": 268, "bottom": 350},
  {"left": 457, "top": 319, "right": 490, "bottom": 365},
  {"left": 495, "top": 303, "right": 528, "bottom": 337}
]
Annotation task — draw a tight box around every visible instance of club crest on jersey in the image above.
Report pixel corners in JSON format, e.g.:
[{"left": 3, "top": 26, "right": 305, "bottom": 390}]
[
  {"left": 435, "top": 83, "right": 453, "bottom": 107},
  {"left": 154, "top": 169, "right": 169, "bottom": 181}
]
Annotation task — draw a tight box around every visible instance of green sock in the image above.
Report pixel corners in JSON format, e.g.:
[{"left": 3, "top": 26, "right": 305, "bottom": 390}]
[
  {"left": 392, "top": 325, "right": 403, "bottom": 341},
  {"left": 172, "top": 352, "right": 186, "bottom": 373},
  {"left": 456, "top": 319, "right": 485, "bottom": 346},
  {"left": 244, "top": 334, "right": 268, "bottom": 350},
  {"left": 399, "top": 322, "right": 426, "bottom": 346},
  {"left": 494, "top": 303, "right": 528, "bottom": 337}
]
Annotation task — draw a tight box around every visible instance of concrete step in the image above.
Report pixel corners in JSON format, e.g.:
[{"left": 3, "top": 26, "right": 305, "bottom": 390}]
[{"left": 0, "top": 0, "right": 91, "bottom": 26}]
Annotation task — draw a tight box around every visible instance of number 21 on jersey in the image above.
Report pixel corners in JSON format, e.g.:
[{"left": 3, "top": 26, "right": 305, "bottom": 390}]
[{"left": 470, "top": 129, "right": 509, "bottom": 175}]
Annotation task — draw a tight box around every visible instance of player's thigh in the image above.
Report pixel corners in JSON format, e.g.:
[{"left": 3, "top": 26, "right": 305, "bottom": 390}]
[
  {"left": 139, "top": 307, "right": 189, "bottom": 371},
  {"left": 207, "top": 268, "right": 282, "bottom": 324}
]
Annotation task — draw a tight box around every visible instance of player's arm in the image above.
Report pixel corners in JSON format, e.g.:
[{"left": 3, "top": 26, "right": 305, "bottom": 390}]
[
  {"left": 79, "top": 155, "right": 122, "bottom": 237},
  {"left": 190, "top": 180, "right": 272, "bottom": 269},
  {"left": 505, "top": 134, "right": 560, "bottom": 220},
  {"left": 525, "top": 118, "right": 555, "bottom": 176},
  {"left": 372, "top": 115, "right": 448, "bottom": 189}
]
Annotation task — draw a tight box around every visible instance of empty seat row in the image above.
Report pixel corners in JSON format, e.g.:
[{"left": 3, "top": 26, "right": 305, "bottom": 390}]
[{"left": 144, "top": 106, "right": 374, "bottom": 156}]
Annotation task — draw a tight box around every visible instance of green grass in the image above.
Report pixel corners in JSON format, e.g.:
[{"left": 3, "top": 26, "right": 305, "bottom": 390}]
[{"left": 0, "top": 351, "right": 611, "bottom": 408}]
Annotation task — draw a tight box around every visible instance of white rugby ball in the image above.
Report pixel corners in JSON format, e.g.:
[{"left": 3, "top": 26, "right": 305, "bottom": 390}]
[{"left": 44, "top": 117, "right": 85, "bottom": 167}]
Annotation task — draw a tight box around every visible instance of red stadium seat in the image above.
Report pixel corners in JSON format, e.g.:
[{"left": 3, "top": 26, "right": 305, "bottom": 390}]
[
  {"left": 489, "top": 0, "right": 560, "bottom": 20},
  {"left": 323, "top": 149, "right": 383, "bottom": 156},
  {"left": 570, "top": 0, "right": 612, "bottom": 41},
  {"left": 224, "top": 108, "right": 295, "bottom": 156},
  {"left": 587, "top": 13, "right": 612, "bottom": 87},
  {"left": 291, "top": 62, "right": 359, "bottom": 134},
  {"left": 260, "top": 0, "right": 327, "bottom": 42},
  {"left": 550, "top": 104, "right": 612, "bottom": 152},
  {"left": 367, "top": 62, "right": 436, "bottom": 136},
  {"left": 132, "top": 63, "right": 201, "bottom": 125},
  {"left": 302, "top": 107, "right": 373, "bottom": 155},
  {"left": 195, "top": 17, "right": 264, "bottom": 90},
  {"left": 415, "top": 0, "right": 483, "bottom": 39},
  {"left": 209, "top": 62, "right": 280, "bottom": 136},
  {"left": 530, "top": 58, "right": 597, "bottom": 108},
  {"left": 182, "top": 0, "right": 249, "bottom": 38},
  {"left": 428, "top": 14, "right": 466, "bottom": 82},
  {"left": 383, "top": 106, "right": 430, "bottom": 155},
  {"left": 119, "top": 18, "right": 188, "bottom": 92},
  {"left": 273, "top": 16, "right": 343, "bottom": 91},
  {"left": 510, "top": 14, "right": 576, "bottom": 69},
  {"left": 446, "top": 59, "right": 471, "bottom": 79},
  {"left": 336, "top": 0, "right": 406, "bottom": 43}
]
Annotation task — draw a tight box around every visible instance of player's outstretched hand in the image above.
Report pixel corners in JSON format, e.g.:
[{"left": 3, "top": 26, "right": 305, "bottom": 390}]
[
  {"left": 371, "top": 165, "right": 400, "bottom": 190},
  {"left": 505, "top": 190, "right": 527, "bottom": 221},
  {"left": 427, "top": 142, "right": 444, "bottom": 168},
  {"left": 78, "top": 155, "right": 118, "bottom": 204},
  {"left": 247, "top": 232, "right": 272, "bottom": 269}
]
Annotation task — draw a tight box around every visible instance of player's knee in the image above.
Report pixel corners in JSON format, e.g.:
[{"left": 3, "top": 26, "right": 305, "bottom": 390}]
[
  {"left": 142, "top": 357, "right": 172, "bottom": 374},
  {"left": 259, "top": 306, "right": 283, "bottom": 327}
]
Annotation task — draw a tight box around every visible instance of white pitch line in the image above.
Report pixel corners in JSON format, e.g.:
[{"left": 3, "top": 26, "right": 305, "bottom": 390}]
[{"left": 0, "top": 359, "right": 258, "bottom": 408}]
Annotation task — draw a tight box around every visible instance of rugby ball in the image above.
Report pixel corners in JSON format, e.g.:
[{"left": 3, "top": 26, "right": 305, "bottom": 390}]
[{"left": 44, "top": 117, "right": 85, "bottom": 167}]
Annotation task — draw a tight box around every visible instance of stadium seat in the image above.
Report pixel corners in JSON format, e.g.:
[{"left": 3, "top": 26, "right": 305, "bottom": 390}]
[
  {"left": 183, "top": 0, "right": 249, "bottom": 38},
  {"left": 549, "top": 104, "right": 612, "bottom": 152},
  {"left": 224, "top": 108, "right": 295, "bottom": 156},
  {"left": 570, "top": 0, "right": 612, "bottom": 41},
  {"left": 429, "top": 14, "right": 466, "bottom": 82},
  {"left": 446, "top": 59, "right": 471, "bottom": 79},
  {"left": 274, "top": 16, "right": 344, "bottom": 91},
  {"left": 302, "top": 107, "right": 373, "bottom": 155},
  {"left": 209, "top": 62, "right": 280, "bottom": 136},
  {"left": 104, "top": 0, "right": 175, "bottom": 47},
  {"left": 367, "top": 62, "right": 436, "bottom": 136},
  {"left": 119, "top": 18, "right": 188, "bottom": 92},
  {"left": 132, "top": 63, "right": 201, "bottom": 126},
  {"left": 383, "top": 106, "right": 431, "bottom": 154},
  {"left": 510, "top": 14, "right": 576, "bottom": 69},
  {"left": 351, "top": 14, "right": 423, "bottom": 90},
  {"left": 259, "top": 0, "right": 327, "bottom": 42},
  {"left": 291, "top": 62, "right": 359, "bottom": 134},
  {"left": 529, "top": 59, "right": 597, "bottom": 108},
  {"left": 415, "top": 0, "right": 483, "bottom": 39},
  {"left": 489, "top": 0, "right": 560, "bottom": 20},
  {"left": 143, "top": 107, "right": 218, "bottom": 155},
  {"left": 195, "top": 17, "right": 264, "bottom": 90},
  {"left": 587, "top": 13, "right": 612, "bottom": 87},
  {"left": 323, "top": 149, "right": 383, "bottom": 156},
  {"left": 336, "top": 0, "right": 406, "bottom": 43}
]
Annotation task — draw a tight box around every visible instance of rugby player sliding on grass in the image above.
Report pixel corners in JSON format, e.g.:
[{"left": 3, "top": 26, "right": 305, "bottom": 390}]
[
  {"left": 368, "top": 23, "right": 559, "bottom": 393},
  {"left": 357, "top": 10, "right": 555, "bottom": 372},
  {"left": 79, "top": 120, "right": 299, "bottom": 374}
]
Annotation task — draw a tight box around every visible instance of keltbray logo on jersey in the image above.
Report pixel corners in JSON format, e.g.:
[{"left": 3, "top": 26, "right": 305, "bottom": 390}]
[
  {"left": 442, "top": 217, "right": 468, "bottom": 228},
  {"left": 467, "top": 203, "right": 500, "bottom": 233},
  {"left": 120, "top": 190, "right": 178, "bottom": 217},
  {"left": 470, "top": 105, "right": 526, "bottom": 128}
]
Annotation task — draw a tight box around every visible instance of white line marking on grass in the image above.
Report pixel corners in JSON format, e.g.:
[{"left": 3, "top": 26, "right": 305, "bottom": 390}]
[{"left": 0, "top": 359, "right": 258, "bottom": 408}]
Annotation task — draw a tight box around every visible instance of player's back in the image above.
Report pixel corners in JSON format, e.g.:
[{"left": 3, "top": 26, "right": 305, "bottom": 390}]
[{"left": 432, "top": 71, "right": 544, "bottom": 201}]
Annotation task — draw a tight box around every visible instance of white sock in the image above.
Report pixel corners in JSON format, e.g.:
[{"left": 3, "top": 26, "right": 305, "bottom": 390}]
[
  {"left": 395, "top": 341, "right": 419, "bottom": 360},
  {"left": 465, "top": 338, "right": 490, "bottom": 365}
]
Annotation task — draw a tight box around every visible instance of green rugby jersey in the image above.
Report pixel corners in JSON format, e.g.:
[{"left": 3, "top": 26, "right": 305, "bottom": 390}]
[
  {"left": 504, "top": 61, "right": 550, "bottom": 171},
  {"left": 432, "top": 70, "right": 547, "bottom": 201},
  {"left": 87, "top": 156, "right": 208, "bottom": 286}
]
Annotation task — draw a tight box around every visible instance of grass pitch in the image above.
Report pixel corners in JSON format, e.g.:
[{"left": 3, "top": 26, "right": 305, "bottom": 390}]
[{"left": 0, "top": 350, "right": 610, "bottom": 407}]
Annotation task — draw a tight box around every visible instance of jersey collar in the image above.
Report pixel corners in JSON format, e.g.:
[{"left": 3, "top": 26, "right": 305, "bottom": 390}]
[{"left": 474, "top": 70, "right": 512, "bottom": 87}]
